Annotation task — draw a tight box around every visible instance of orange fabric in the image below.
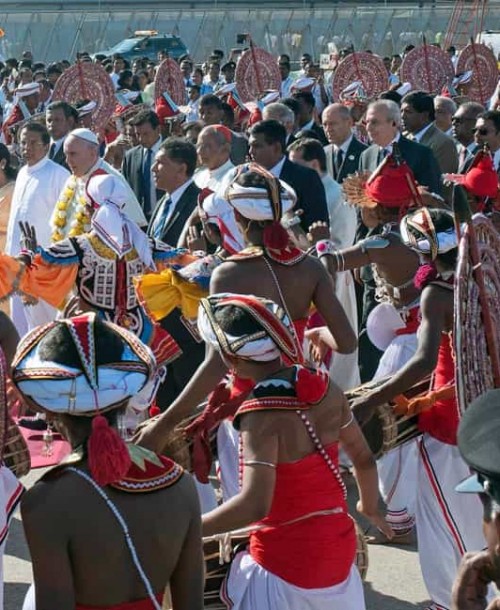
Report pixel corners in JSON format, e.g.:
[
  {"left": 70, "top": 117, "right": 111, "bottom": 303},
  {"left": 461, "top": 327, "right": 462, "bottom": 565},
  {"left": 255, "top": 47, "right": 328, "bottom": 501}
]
[
  {"left": 76, "top": 594, "right": 163, "bottom": 609},
  {"left": 393, "top": 385, "right": 455, "bottom": 416},
  {"left": 0, "top": 254, "right": 22, "bottom": 300},
  {"left": 251, "top": 443, "right": 356, "bottom": 588},
  {"left": 18, "top": 254, "right": 78, "bottom": 308}
]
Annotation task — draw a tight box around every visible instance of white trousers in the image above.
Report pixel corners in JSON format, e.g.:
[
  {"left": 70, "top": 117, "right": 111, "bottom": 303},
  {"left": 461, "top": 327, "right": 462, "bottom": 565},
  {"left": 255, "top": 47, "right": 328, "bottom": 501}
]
[
  {"left": 372, "top": 333, "right": 419, "bottom": 531},
  {"left": 416, "top": 434, "right": 489, "bottom": 610},
  {"left": 223, "top": 553, "right": 365, "bottom": 610}
]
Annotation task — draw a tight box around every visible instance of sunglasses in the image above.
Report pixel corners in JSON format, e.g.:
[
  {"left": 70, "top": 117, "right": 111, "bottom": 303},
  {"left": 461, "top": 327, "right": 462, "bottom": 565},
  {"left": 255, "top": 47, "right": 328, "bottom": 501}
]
[
  {"left": 473, "top": 127, "right": 491, "bottom": 136},
  {"left": 451, "top": 117, "right": 475, "bottom": 124}
]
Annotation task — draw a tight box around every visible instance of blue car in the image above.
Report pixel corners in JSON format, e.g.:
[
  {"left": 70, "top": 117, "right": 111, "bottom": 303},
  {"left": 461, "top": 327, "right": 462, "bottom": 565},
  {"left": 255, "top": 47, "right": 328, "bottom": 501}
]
[{"left": 93, "top": 30, "right": 189, "bottom": 63}]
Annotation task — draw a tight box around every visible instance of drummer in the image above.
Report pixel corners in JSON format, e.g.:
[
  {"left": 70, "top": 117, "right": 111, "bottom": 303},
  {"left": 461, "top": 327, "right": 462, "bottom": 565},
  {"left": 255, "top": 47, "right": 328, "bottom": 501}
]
[
  {"left": 198, "top": 293, "right": 392, "bottom": 610},
  {"left": 309, "top": 153, "right": 423, "bottom": 542},
  {"left": 350, "top": 207, "right": 488, "bottom": 610}
]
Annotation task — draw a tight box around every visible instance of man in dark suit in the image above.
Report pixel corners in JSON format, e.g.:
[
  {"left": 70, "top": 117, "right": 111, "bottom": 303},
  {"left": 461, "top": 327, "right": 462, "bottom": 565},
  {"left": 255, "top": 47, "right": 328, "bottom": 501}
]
[
  {"left": 451, "top": 101, "right": 485, "bottom": 173},
  {"left": 122, "top": 109, "right": 164, "bottom": 222},
  {"left": 322, "top": 103, "right": 367, "bottom": 183},
  {"left": 45, "top": 101, "right": 78, "bottom": 171},
  {"left": 147, "top": 138, "right": 200, "bottom": 247},
  {"left": 248, "top": 119, "right": 329, "bottom": 234},
  {"left": 401, "top": 91, "right": 459, "bottom": 177},
  {"left": 359, "top": 99, "right": 442, "bottom": 195},
  {"left": 357, "top": 99, "right": 442, "bottom": 381},
  {"left": 292, "top": 90, "right": 328, "bottom": 145}
]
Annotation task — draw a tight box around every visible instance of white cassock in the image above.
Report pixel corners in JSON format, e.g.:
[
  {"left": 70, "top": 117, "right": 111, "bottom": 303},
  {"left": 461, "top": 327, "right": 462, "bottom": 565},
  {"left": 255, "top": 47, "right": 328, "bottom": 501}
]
[
  {"left": 322, "top": 174, "right": 359, "bottom": 392},
  {"left": 193, "top": 159, "right": 235, "bottom": 192},
  {"left": 6, "top": 156, "right": 70, "bottom": 336}
]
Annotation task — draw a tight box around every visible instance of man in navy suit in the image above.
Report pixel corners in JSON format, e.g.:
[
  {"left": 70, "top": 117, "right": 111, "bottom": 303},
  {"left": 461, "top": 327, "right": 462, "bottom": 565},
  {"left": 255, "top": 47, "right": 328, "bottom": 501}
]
[
  {"left": 248, "top": 120, "right": 329, "bottom": 234},
  {"left": 122, "top": 109, "right": 164, "bottom": 222},
  {"left": 147, "top": 138, "right": 200, "bottom": 247},
  {"left": 357, "top": 99, "right": 443, "bottom": 381},
  {"left": 322, "top": 103, "right": 367, "bottom": 184}
]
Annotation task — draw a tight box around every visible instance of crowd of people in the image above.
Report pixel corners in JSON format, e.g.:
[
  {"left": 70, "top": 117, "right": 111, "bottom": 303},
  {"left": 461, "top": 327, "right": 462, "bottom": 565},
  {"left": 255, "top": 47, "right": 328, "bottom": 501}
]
[{"left": 0, "top": 37, "right": 498, "bottom": 610}]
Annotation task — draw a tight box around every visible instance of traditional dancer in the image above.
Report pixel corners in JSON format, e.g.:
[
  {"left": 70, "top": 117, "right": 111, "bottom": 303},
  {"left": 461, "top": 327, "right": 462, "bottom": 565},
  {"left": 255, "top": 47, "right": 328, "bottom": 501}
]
[
  {"left": 0, "top": 173, "right": 191, "bottom": 369},
  {"left": 310, "top": 152, "right": 423, "bottom": 540},
  {"left": 15, "top": 313, "right": 203, "bottom": 610},
  {"left": 351, "top": 207, "right": 489, "bottom": 610},
  {"left": 198, "top": 293, "right": 391, "bottom": 610},
  {"left": 134, "top": 164, "right": 356, "bottom": 458}
]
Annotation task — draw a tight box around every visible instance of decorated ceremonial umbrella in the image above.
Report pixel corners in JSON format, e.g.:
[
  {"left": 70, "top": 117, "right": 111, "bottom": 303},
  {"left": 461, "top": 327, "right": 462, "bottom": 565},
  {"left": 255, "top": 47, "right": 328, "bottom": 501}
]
[
  {"left": 154, "top": 58, "right": 186, "bottom": 105},
  {"left": 234, "top": 44, "right": 281, "bottom": 103},
  {"left": 52, "top": 62, "right": 115, "bottom": 132},
  {"left": 332, "top": 52, "right": 388, "bottom": 102},
  {"left": 453, "top": 187, "right": 500, "bottom": 414},
  {"left": 399, "top": 42, "right": 454, "bottom": 95},
  {"left": 456, "top": 42, "right": 498, "bottom": 105}
]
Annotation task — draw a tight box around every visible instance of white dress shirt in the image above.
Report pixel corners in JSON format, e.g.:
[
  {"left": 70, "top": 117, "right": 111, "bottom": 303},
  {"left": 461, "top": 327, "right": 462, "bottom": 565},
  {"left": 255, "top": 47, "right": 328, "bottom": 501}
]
[
  {"left": 194, "top": 159, "right": 235, "bottom": 191},
  {"left": 412, "top": 122, "right": 433, "bottom": 143},
  {"left": 269, "top": 156, "right": 287, "bottom": 178}
]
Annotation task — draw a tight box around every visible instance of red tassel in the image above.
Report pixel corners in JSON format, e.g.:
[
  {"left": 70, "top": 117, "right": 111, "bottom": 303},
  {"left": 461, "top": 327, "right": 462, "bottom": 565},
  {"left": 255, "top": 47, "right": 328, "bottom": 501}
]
[
  {"left": 414, "top": 263, "right": 438, "bottom": 291},
  {"left": 263, "top": 222, "right": 289, "bottom": 250},
  {"left": 149, "top": 404, "right": 161, "bottom": 418},
  {"left": 87, "top": 415, "right": 132, "bottom": 486},
  {"left": 296, "top": 367, "right": 328, "bottom": 404}
]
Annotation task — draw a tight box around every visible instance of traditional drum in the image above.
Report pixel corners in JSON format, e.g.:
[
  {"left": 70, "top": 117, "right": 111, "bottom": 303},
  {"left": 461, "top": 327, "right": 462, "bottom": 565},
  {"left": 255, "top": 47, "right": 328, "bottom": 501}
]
[{"left": 347, "top": 376, "right": 431, "bottom": 459}]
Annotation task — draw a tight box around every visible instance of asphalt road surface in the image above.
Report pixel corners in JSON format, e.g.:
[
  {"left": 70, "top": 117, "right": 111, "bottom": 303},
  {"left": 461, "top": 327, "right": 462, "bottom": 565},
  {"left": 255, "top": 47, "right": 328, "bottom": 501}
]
[{"left": 5, "top": 468, "right": 431, "bottom": 610}]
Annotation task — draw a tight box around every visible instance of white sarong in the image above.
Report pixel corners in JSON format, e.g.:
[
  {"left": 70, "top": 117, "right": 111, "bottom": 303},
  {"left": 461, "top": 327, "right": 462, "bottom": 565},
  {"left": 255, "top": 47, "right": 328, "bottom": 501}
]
[
  {"left": 372, "top": 331, "right": 419, "bottom": 532},
  {"left": 416, "top": 434, "right": 492, "bottom": 610},
  {"left": 223, "top": 553, "right": 365, "bottom": 610}
]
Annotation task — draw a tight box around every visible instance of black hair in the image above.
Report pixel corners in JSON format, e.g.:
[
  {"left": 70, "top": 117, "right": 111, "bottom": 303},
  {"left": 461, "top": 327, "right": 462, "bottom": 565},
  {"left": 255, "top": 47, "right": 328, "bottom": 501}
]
[
  {"left": 220, "top": 102, "right": 235, "bottom": 127},
  {"left": 47, "top": 63, "right": 63, "bottom": 75},
  {"left": 129, "top": 109, "right": 160, "bottom": 129},
  {"left": 47, "top": 100, "right": 78, "bottom": 122},
  {"left": 214, "top": 304, "right": 264, "bottom": 337},
  {"left": 288, "top": 137, "right": 326, "bottom": 171},
  {"left": 479, "top": 110, "right": 500, "bottom": 133},
  {"left": 160, "top": 137, "right": 197, "bottom": 177},
  {"left": 0, "top": 144, "right": 17, "bottom": 181},
  {"left": 199, "top": 94, "right": 223, "bottom": 110},
  {"left": 292, "top": 90, "right": 316, "bottom": 109},
  {"left": 249, "top": 119, "right": 286, "bottom": 154},
  {"left": 38, "top": 318, "right": 124, "bottom": 369},
  {"left": 379, "top": 90, "right": 402, "bottom": 106},
  {"left": 20, "top": 121, "right": 50, "bottom": 146},
  {"left": 402, "top": 90, "right": 435, "bottom": 121},
  {"left": 280, "top": 97, "right": 300, "bottom": 117}
]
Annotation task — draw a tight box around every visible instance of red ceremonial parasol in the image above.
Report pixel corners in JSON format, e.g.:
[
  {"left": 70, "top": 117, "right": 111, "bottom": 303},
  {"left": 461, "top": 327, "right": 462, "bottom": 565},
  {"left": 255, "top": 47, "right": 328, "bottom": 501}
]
[
  {"left": 52, "top": 62, "right": 115, "bottom": 131},
  {"left": 235, "top": 45, "right": 281, "bottom": 103},
  {"left": 154, "top": 58, "right": 186, "bottom": 106},
  {"left": 332, "top": 52, "right": 389, "bottom": 102},
  {"left": 400, "top": 43, "right": 454, "bottom": 95},
  {"left": 456, "top": 42, "right": 498, "bottom": 105}
]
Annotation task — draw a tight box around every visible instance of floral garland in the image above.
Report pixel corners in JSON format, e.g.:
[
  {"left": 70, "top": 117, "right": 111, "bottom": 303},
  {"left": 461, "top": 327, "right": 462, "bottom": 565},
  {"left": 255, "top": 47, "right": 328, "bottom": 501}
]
[{"left": 51, "top": 176, "right": 92, "bottom": 243}]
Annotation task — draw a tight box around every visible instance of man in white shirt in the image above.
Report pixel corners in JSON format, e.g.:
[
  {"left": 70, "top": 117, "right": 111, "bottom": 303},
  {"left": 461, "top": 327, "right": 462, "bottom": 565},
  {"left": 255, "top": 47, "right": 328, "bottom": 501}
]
[
  {"left": 288, "top": 137, "right": 359, "bottom": 391},
  {"left": 6, "top": 122, "right": 70, "bottom": 334},
  {"left": 194, "top": 125, "right": 234, "bottom": 191},
  {"left": 278, "top": 58, "right": 294, "bottom": 99}
]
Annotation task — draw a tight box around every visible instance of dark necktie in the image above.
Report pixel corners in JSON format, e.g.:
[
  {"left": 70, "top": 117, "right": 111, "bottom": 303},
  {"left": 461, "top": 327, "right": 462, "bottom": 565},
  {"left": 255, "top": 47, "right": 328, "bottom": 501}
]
[
  {"left": 334, "top": 148, "right": 344, "bottom": 179},
  {"left": 142, "top": 148, "right": 153, "bottom": 218},
  {"left": 49, "top": 143, "right": 56, "bottom": 160},
  {"left": 377, "top": 147, "right": 389, "bottom": 164},
  {"left": 153, "top": 196, "right": 172, "bottom": 240}
]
